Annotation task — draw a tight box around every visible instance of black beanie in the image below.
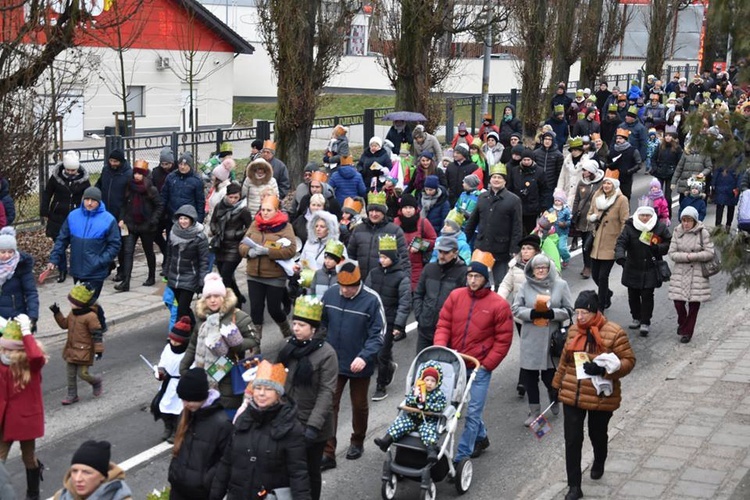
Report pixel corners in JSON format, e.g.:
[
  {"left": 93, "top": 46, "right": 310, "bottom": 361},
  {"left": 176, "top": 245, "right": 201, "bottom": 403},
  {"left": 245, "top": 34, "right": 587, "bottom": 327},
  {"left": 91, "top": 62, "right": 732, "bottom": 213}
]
[
  {"left": 511, "top": 145, "right": 524, "bottom": 156},
  {"left": 71, "top": 440, "right": 111, "bottom": 478},
  {"left": 574, "top": 290, "right": 599, "bottom": 313},
  {"left": 177, "top": 367, "right": 209, "bottom": 402},
  {"left": 108, "top": 149, "right": 126, "bottom": 163},
  {"left": 399, "top": 193, "right": 418, "bottom": 209}
]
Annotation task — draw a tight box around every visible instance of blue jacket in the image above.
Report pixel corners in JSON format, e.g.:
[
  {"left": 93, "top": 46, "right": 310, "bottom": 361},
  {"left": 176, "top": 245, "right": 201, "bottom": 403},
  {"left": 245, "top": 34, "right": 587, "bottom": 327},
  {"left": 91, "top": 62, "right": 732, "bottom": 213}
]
[
  {"left": 50, "top": 202, "right": 121, "bottom": 281},
  {"left": 420, "top": 187, "right": 450, "bottom": 233},
  {"left": 0, "top": 252, "right": 39, "bottom": 320},
  {"left": 430, "top": 232, "right": 472, "bottom": 264},
  {"left": 618, "top": 119, "right": 648, "bottom": 160},
  {"left": 95, "top": 162, "right": 132, "bottom": 218},
  {"left": 161, "top": 170, "right": 205, "bottom": 221},
  {"left": 328, "top": 166, "right": 367, "bottom": 205},
  {"left": 321, "top": 284, "right": 385, "bottom": 378},
  {"left": 711, "top": 166, "right": 741, "bottom": 207},
  {"left": 679, "top": 194, "right": 707, "bottom": 221},
  {"left": 0, "top": 179, "right": 15, "bottom": 226}
]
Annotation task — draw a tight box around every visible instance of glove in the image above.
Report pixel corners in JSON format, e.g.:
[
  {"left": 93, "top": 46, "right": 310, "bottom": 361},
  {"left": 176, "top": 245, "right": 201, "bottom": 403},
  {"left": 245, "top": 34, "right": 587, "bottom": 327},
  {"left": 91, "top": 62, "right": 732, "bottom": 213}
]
[
  {"left": 95, "top": 353, "right": 103, "bottom": 361},
  {"left": 583, "top": 361, "right": 606, "bottom": 376},
  {"left": 49, "top": 302, "right": 61, "bottom": 315},
  {"left": 16, "top": 314, "right": 32, "bottom": 336},
  {"left": 304, "top": 426, "right": 319, "bottom": 442},
  {"left": 616, "top": 258, "right": 626, "bottom": 266},
  {"left": 587, "top": 213, "right": 599, "bottom": 223},
  {"left": 529, "top": 309, "right": 553, "bottom": 320},
  {"left": 246, "top": 248, "right": 260, "bottom": 259},
  {"left": 255, "top": 246, "right": 270, "bottom": 256}
]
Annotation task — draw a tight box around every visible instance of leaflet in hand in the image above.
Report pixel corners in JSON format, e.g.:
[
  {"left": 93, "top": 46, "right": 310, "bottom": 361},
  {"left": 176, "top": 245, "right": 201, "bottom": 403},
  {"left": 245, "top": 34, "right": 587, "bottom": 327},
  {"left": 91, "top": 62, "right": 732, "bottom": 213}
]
[{"left": 574, "top": 352, "right": 593, "bottom": 380}]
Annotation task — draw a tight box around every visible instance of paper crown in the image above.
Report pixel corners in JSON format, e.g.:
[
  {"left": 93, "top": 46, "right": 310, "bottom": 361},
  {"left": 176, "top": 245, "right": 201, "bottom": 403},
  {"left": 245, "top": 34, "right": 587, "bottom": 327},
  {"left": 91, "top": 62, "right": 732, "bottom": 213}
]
[
  {"left": 590, "top": 133, "right": 600, "bottom": 141},
  {"left": 489, "top": 163, "right": 507, "bottom": 177},
  {"left": 324, "top": 239, "right": 345, "bottom": 259},
  {"left": 400, "top": 143, "right": 411, "bottom": 154},
  {"left": 219, "top": 141, "right": 233, "bottom": 153},
  {"left": 554, "top": 104, "right": 564, "bottom": 114},
  {"left": 568, "top": 136, "right": 583, "bottom": 149},
  {"left": 69, "top": 283, "right": 95, "bottom": 307},
  {"left": 638, "top": 195, "right": 654, "bottom": 208},
  {"left": 445, "top": 209, "right": 465, "bottom": 227},
  {"left": 252, "top": 360, "right": 288, "bottom": 395},
  {"left": 379, "top": 234, "right": 398, "bottom": 252},
  {"left": 607, "top": 104, "right": 618, "bottom": 112},
  {"left": 575, "top": 89, "right": 584, "bottom": 96},
  {"left": 338, "top": 261, "right": 361, "bottom": 285},
  {"left": 261, "top": 194, "right": 280, "bottom": 210},
  {"left": 342, "top": 197, "right": 363, "bottom": 214},
  {"left": 627, "top": 105, "right": 638, "bottom": 116},
  {"left": 615, "top": 128, "right": 631, "bottom": 138},
  {"left": 0, "top": 320, "right": 22, "bottom": 345},
  {"left": 367, "top": 191, "right": 386, "bottom": 206},
  {"left": 262, "top": 139, "right": 276, "bottom": 151},
  {"left": 471, "top": 249, "right": 495, "bottom": 270},
  {"left": 310, "top": 171, "right": 328, "bottom": 183},
  {"left": 340, "top": 155, "right": 354, "bottom": 166},
  {"left": 577, "top": 112, "right": 585, "bottom": 120},
  {"left": 299, "top": 268, "right": 315, "bottom": 288},
  {"left": 293, "top": 295, "right": 324, "bottom": 324},
  {"left": 133, "top": 159, "right": 149, "bottom": 171}
]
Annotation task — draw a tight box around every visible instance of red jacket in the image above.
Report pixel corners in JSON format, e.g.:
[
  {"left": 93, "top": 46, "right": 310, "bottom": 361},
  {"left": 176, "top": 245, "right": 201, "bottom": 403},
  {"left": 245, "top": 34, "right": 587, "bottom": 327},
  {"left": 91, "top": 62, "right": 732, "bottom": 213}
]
[
  {"left": 434, "top": 287, "right": 514, "bottom": 371},
  {"left": 0, "top": 335, "right": 46, "bottom": 441}
]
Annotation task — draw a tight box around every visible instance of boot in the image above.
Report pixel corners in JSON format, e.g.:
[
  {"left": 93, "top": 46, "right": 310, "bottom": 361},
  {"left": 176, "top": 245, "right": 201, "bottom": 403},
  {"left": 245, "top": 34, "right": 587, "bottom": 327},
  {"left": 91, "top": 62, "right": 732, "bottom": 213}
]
[
  {"left": 161, "top": 415, "right": 175, "bottom": 441},
  {"left": 253, "top": 324, "right": 263, "bottom": 341},
  {"left": 25, "top": 459, "right": 43, "bottom": 500},
  {"left": 56, "top": 270, "right": 67, "bottom": 283},
  {"left": 114, "top": 280, "right": 130, "bottom": 292},
  {"left": 92, "top": 377, "right": 103, "bottom": 398},
  {"left": 581, "top": 267, "right": 591, "bottom": 279},
  {"left": 277, "top": 320, "right": 293, "bottom": 338},
  {"left": 373, "top": 434, "right": 393, "bottom": 452},
  {"left": 62, "top": 386, "right": 79, "bottom": 406},
  {"left": 524, "top": 404, "right": 542, "bottom": 427},
  {"left": 549, "top": 390, "right": 560, "bottom": 416},
  {"left": 142, "top": 272, "right": 156, "bottom": 287}
]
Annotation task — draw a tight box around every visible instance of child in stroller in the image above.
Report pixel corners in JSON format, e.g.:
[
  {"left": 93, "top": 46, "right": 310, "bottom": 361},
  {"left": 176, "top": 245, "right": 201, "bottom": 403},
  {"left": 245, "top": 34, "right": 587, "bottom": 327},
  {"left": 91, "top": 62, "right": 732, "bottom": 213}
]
[{"left": 375, "top": 361, "right": 447, "bottom": 462}]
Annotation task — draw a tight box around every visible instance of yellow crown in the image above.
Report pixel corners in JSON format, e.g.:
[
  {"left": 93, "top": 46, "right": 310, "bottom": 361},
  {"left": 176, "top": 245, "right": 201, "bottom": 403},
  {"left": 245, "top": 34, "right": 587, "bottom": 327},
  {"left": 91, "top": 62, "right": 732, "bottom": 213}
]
[
  {"left": 568, "top": 136, "right": 583, "bottom": 149},
  {"left": 293, "top": 295, "right": 324, "bottom": 323},
  {"left": 367, "top": 191, "right": 386, "bottom": 206},
  {"left": 489, "top": 163, "right": 507, "bottom": 177},
  {"left": 299, "top": 268, "right": 315, "bottom": 288},
  {"left": 445, "top": 209, "right": 465, "bottom": 227},
  {"left": 1, "top": 321, "right": 22, "bottom": 342},
  {"left": 379, "top": 234, "right": 398, "bottom": 252},
  {"left": 324, "top": 239, "right": 345, "bottom": 259}
]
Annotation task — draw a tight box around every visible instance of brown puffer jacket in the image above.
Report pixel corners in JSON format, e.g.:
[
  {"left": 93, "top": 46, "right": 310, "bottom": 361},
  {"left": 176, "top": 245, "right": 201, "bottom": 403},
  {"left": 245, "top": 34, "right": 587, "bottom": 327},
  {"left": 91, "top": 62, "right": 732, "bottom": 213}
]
[
  {"left": 55, "top": 308, "right": 103, "bottom": 366},
  {"left": 239, "top": 219, "right": 297, "bottom": 279},
  {"left": 552, "top": 318, "right": 636, "bottom": 412}
]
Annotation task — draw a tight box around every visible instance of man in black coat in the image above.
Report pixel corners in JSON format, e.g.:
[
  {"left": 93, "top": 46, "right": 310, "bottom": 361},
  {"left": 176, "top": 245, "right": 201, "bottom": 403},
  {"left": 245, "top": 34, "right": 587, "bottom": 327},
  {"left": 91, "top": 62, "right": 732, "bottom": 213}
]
[
  {"left": 507, "top": 149, "right": 550, "bottom": 234},
  {"left": 412, "top": 237, "right": 468, "bottom": 353},
  {"left": 444, "top": 144, "right": 479, "bottom": 206},
  {"left": 96, "top": 149, "right": 132, "bottom": 281},
  {"left": 465, "top": 165, "right": 523, "bottom": 291},
  {"left": 385, "top": 120, "right": 413, "bottom": 156},
  {"left": 550, "top": 82, "right": 573, "bottom": 116},
  {"left": 533, "top": 132, "right": 564, "bottom": 208}
]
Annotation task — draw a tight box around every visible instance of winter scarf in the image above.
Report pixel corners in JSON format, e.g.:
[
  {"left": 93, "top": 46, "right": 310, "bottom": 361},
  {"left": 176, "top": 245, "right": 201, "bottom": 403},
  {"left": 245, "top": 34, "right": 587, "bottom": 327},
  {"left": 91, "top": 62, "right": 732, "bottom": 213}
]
[
  {"left": 170, "top": 221, "right": 204, "bottom": 250},
  {"left": 0, "top": 251, "right": 20, "bottom": 288},
  {"left": 399, "top": 213, "right": 419, "bottom": 233},
  {"left": 633, "top": 207, "right": 657, "bottom": 232},
  {"left": 613, "top": 141, "right": 632, "bottom": 153},
  {"left": 420, "top": 189, "right": 440, "bottom": 214},
  {"left": 277, "top": 336, "right": 325, "bottom": 387},
  {"left": 568, "top": 311, "right": 606, "bottom": 355},
  {"left": 595, "top": 191, "right": 619, "bottom": 211},
  {"left": 129, "top": 179, "right": 148, "bottom": 224},
  {"left": 648, "top": 187, "right": 664, "bottom": 201},
  {"left": 254, "top": 210, "right": 289, "bottom": 232}
]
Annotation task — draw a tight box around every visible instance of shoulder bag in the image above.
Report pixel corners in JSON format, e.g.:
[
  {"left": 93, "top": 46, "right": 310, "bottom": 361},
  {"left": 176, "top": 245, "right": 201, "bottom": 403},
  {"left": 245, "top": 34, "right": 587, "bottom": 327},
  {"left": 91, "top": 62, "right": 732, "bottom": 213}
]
[{"left": 698, "top": 230, "right": 721, "bottom": 278}]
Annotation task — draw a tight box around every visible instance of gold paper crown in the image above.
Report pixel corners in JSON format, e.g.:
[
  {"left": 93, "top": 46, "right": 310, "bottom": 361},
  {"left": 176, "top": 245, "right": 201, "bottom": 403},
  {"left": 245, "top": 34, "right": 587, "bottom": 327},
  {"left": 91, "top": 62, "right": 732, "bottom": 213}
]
[
  {"left": 607, "top": 104, "right": 618, "bottom": 112},
  {"left": 554, "top": 104, "right": 564, "bottom": 114},
  {"left": 1, "top": 321, "right": 22, "bottom": 342},
  {"left": 616, "top": 128, "right": 630, "bottom": 138},
  {"left": 367, "top": 191, "right": 386, "bottom": 206},
  {"left": 489, "top": 163, "right": 507, "bottom": 177},
  {"left": 311, "top": 171, "right": 328, "bottom": 183},
  {"left": 471, "top": 249, "right": 496, "bottom": 270},
  {"left": 293, "top": 295, "right": 324, "bottom": 323},
  {"left": 262, "top": 140, "right": 276, "bottom": 151},
  {"left": 219, "top": 141, "right": 233, "bottom": 153},
  {"left": 299, "top": 268, "right": 315, "bottom": 288},
  {"left": 445, "top": 209, "right": 465, "bottom": 227},
  {"left": 324, "top": 239, "right": 345, "bottom": 259},
  {"left": 378, "top": 234, "right": 397, "bottom": 252},
  {"left": 253, "top": 360, "right": 288, "bottom": 393},
  {"left": 342, "top": 197, "right": 363, "bottom": 214},
  {"left": 133, "top": 159, "right": 149, "bottom": 170},
  {"left": 627, "top": 105, "right": 638, "bottom": 115},
  {"left": 568, "top": 136, "right": 583, "bottom": 149}
]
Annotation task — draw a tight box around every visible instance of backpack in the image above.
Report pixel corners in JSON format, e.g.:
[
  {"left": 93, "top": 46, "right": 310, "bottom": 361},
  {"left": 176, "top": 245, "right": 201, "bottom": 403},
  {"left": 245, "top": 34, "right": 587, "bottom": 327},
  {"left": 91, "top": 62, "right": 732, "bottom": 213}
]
[{"left": 738, "top": 190, "right": 750, "bottom": 232}]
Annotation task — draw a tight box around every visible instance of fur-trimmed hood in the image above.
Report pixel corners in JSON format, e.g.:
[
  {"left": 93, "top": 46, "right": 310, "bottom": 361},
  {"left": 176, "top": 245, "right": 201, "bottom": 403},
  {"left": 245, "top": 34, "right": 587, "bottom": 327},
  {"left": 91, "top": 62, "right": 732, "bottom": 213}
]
[
  {"left": 52, "top": 163, "right": 90, "bottom": 186},
  {"left": 305, "top": 210, "right": 340, "bottom": 242},
  {"left": 245, "top": 159, "right": 274, "bottom": 187},
  {"left": 195, "top": 288, "right": 239, "bottom": 320}
]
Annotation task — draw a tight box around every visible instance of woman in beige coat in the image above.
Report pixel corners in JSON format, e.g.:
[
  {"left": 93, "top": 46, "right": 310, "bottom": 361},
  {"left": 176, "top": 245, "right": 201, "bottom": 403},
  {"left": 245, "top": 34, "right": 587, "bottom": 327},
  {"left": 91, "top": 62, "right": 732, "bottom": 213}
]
[
  {"left": 667, "top": 206, "right": 714, "bottom": 343},
  {"left": 586, "top": 175, "right": 629, "bottom": 310}
]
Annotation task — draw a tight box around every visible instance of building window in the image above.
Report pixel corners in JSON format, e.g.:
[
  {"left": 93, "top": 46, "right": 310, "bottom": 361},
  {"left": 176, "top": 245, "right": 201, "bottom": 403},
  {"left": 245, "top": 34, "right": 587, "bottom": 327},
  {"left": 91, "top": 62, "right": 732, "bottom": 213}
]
[{"left": 126, "top": 86, "right": 145, "bottom": 117}]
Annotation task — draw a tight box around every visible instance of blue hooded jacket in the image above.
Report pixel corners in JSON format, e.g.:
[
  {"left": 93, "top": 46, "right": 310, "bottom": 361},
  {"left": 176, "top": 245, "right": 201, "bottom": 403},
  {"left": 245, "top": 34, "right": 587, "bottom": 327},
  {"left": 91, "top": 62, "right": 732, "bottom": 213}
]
[
  {"left": 0, "top": 251, "right": 39, "bottom": 320},
  {"left": 328, "top": 166, "right": 367, "bottom": 205},
  {"left": 50, "top": 202, "right": 121, "bottom": 281}
]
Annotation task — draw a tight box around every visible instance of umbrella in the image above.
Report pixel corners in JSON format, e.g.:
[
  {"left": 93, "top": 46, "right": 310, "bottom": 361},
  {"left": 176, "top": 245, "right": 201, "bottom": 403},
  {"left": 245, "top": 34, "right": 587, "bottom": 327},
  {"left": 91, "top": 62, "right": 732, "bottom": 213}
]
[{"left": 382, "top": 111, "right": 427, "bottom": 122}]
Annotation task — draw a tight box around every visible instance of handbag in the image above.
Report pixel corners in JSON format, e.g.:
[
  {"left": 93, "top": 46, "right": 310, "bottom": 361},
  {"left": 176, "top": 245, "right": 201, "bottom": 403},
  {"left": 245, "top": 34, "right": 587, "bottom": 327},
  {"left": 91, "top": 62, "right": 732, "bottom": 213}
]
[
  {"left": 698, "top": 230, "right": 721, "bottom": 278},
  {"left": 653, "top": 257, "right": 671, "bottom": 283},
  {"left": 550, "top": 325, "right": 568, "bottom": 358},
  {"left": 230, "top": 356, "right": 262, "bottom": 395}
]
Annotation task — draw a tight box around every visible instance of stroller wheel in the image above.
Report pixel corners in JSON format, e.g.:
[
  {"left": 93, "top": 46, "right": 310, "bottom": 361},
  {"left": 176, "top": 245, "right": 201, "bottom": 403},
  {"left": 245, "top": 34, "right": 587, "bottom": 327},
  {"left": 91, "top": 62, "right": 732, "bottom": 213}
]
[
  {"left": 454, "top": 458, "right": 473, "bottom": 494},
  {"left": 381, "top": 473, "right": 398, "bottom": 500},
  {"left": 419, "top": 481, "right": 436, "bottom": 500}
]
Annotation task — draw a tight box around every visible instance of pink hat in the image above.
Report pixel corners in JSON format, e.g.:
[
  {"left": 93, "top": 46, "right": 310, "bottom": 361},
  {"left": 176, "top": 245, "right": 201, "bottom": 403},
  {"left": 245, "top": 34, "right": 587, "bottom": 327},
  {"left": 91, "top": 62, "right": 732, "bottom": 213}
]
[
  {"left": 202, "top": 273, "right": 226, "bottom": 297},
  {"left": 213, "top": 165, "right": 231, "bottom": 182},
  {"left": 553, "top": 189, "right": 568, "bottom": 204},
  {"left": 650, "top": 178, "right": 661, "bottom": 189}
]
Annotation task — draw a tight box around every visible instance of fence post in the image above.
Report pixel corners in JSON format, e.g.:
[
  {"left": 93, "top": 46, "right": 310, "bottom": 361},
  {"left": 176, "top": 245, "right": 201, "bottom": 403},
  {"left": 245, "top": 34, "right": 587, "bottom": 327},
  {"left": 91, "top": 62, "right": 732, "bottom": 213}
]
[
  {"left": 257, "top": 121, "right": 271, "bottom": 141},
  {"left": 491, "top": 95, "right": 496, "bottom": 120},
  {"left": 105, "top": 135, "right": 122, "bottom": 161},
  {"left": 171, "top": 132, "right": 179, "bottom": 161},
  {"left": 470, "top": 96, "right": 477, "bottom": 134},
  {"left": 510, "top": 88, "right": 518, "bottom": 110},
  {"left": 363, "top": 109, "right": 375, "bottom": 148},
  {"left": 445, "top": 98, "right": 454, "bottom": 144},
  {"left": 685, "top": 63, "right": 690, "bottom": 78},
  {"left": 215, "top": 128, "right": 223, "bottom": 155}
]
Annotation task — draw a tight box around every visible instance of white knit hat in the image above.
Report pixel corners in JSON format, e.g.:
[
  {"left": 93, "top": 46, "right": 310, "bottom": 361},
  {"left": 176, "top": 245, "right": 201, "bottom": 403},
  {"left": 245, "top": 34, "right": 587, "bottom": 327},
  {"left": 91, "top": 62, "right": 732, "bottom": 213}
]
[
  {"left": 0, "top": 227, "right": 17, "bottom": 251},
  {"left": 62, "top": 151, "right": 80, "bottom": 169}
]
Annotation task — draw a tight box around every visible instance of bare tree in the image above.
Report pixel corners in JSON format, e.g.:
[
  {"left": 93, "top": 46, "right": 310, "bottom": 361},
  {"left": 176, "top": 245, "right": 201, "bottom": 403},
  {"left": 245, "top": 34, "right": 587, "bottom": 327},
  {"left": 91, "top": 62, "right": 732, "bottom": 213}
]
[
  {"left": 371, "top": 0, "right": 510, "bottom": 130},
  {"left": 256, "top": 0, "right": 358, "bottom": 183},
  {"left": 509, "top": 0, "right": 551, "bottom": 137},
  {"left": 547, "top": 0, "right": 579, "bottom": 89},
  {"left": 644, "top": 0, "right": 692, "bottom": 78},
  {"left": 578, "top": 0, "right": 630, "bottom": 88}
]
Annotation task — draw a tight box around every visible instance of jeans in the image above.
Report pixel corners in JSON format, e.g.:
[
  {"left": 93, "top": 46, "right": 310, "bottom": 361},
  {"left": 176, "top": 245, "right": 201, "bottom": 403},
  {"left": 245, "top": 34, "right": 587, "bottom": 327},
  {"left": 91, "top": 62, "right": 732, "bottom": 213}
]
[
  {"left": 376, "top": 324, "right": 395, "bottom": 388},
  {"left": 590, "top": 259, "right": 615, "bottom": 310},
  {"left": 456, "top": 366, "right": 491, "bottom": 462},
  {"left": 519, "top": 368, "right": 555, "bottom": 405},
  {"left": 416, "top": 326, "right": 435, "bottom": 355},
  {"left": 121, "top": 231, "right": 157, "bottom": 282},
  {"left": 674, "top": 300, "right": 701, "bottom": 337},
  {"left": 563, "top": 405, "right": 613, "bottom": 487},
  {"left": 628, "top": 287, "right": 655, "bottom": 325},
  {"left": 325, "top": 375, "right": 370, "bottom": 458},
  {"left": 491, "top": 258, "right": 509, "bottom": 292}
]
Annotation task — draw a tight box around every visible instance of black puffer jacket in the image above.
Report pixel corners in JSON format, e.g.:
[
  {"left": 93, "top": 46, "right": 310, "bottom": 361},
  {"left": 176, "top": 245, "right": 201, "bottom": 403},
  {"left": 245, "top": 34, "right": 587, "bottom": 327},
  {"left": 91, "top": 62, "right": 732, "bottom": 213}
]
[
  {"left": 166, "top": 205, "right": 209, "bottom": 292},
  {"left": 614, "top": 218, "right": 671, "bottom": 290},
  {"left": 413, "top": 258, "right": 468, "bottom": 329},
  {"left": 357, "top": 148, "right": 393, "bottom": 190},
  {"left": 209, "top": 198, "right": 253, "bottom": 263},
  {"left": 445, "top": 159, "right": 479, "bottom": 206},
  {"left": 120, "top": 178, "right": 164, "bottom": 234},
  {"left": 652, "top": 144, "right": 683, "bottom": 181},
  {"left": 41, "top": 164, "right": 91, "bottom": 239},
  {"left": 347, "top": 219, "right": 410, "bottom": 279},
  {"left": 95, "top": 160, "right": 132, "bottom": 219},
  {"left": 465, "top": 187, "right": 523, "bottom": 261},
  {"left": 507, "top": 163, "right": 549, "bottom": 216},
  {"left": 532, "top": 145, "right": 564, "bottom": 208},
  {"left": 210, "top": 400, "right": 311, "bottom": 500},
  {"left": 168, "top": 399, "right": 233, "bottom": 500},
  {"left": 364, "top": 260, "right": 411, "bottom": 330}
]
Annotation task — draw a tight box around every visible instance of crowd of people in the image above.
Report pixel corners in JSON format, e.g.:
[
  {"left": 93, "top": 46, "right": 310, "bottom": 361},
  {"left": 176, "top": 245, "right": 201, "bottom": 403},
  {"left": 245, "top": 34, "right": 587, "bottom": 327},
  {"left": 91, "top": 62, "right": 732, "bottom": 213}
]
[{"left": 0, "top": 67, "right": 746, "bottom": 499}]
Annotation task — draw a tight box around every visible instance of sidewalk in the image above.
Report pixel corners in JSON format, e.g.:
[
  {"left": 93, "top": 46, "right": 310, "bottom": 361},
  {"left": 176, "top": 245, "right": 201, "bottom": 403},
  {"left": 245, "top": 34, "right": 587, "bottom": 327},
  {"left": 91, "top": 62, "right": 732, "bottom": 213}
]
[{"left": 538, "top": 293, "right": 750, "bottom": 500}]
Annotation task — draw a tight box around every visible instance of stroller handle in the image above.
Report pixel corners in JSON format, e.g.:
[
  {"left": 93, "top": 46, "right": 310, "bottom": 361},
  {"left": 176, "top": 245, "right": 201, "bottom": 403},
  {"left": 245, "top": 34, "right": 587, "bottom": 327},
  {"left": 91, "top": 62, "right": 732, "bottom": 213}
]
[{"left": 459, "top": 353, "right": 481, "bottom": 370}]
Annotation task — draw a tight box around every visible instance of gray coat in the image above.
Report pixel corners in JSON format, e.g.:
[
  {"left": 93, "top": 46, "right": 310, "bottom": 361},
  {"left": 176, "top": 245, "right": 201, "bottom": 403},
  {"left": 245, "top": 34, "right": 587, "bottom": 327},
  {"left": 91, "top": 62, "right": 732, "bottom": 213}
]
[
  {"left": 671, "top": 151, "right": 712, "bottom": 194},
  {"left": 512, "top": 263, "right": 573, "bottom": 370},
  {"left": 668, "top": 222, "right": 714, "bottom": 303}
]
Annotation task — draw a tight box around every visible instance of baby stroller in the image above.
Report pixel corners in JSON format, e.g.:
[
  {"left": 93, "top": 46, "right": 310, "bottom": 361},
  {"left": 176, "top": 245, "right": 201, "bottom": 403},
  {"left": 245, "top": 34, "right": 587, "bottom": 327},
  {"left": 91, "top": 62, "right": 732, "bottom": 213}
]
[{"left": 380, "top": 346, "right": 480, "bottom": 500}]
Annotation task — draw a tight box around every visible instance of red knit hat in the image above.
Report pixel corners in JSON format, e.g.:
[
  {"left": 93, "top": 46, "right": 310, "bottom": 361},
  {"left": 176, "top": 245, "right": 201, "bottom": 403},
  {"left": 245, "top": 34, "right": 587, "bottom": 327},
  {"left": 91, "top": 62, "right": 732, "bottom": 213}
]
[
  {"left": 169, "top": 316, "right": 192, "bottom": 343},
  {"left": 421, "top": 367, "right": 440, "bottom": 382}
]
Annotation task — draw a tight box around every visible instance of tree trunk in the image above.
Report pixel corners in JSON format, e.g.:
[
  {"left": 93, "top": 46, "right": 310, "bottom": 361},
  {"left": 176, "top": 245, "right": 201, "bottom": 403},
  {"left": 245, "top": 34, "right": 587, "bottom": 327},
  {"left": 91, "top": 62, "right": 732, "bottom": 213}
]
[
  {"left": 645, "top": 0, "right": 670, "bottom": 78},
  {"left": 520, "top": 0, "right": 548, "bottom": 137},
  {"left": 547, "top": 0, "right": 577, "bottom": 89},
  {"left": 578, "top": 0, "right": 604, "bottom": 89},
  {"left": 394, "top": 0, "right": 430, "bottom": 116}
]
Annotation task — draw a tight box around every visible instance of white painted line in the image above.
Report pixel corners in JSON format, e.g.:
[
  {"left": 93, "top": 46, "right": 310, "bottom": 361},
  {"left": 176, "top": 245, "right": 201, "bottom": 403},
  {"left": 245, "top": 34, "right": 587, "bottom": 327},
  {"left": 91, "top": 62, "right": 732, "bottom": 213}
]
[{"left": 118, "top": 441, "right": 173, "bottom": 471}]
